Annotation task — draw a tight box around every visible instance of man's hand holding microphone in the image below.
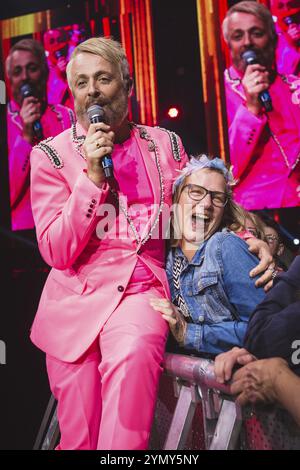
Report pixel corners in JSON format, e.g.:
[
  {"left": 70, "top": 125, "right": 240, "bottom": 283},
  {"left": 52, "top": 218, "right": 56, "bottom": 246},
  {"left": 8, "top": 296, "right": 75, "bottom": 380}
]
[
  {"left": 83, "top": 105, "right": 115, "bottom": 188},
  {"left": 241, "top": 50, "right": 273, "bottom": 115},
  {"left": 242, "top": 63, "right": 270, "bottom": 115}
]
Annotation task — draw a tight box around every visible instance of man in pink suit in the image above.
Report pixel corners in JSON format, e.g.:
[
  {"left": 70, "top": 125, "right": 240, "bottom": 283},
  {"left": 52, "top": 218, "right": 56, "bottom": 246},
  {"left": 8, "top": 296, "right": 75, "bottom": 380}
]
[
  {"left": 30, "top": 37, "right": 189, "bottom": 450},
  {"left": 222, "top": 1, "right": 300, "bottom": 210},
  {"left": 6, "top": 39, "right": 74, "bottom": 231}
]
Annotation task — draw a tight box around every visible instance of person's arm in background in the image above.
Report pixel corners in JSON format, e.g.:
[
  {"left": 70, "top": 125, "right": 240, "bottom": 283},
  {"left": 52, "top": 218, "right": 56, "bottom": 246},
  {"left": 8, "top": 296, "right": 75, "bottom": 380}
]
[
  {"left": 238, "top": 235, "right": 274, "bottom": 290},
  {"left": 8, "top": 96, "right": 42, "bottom": 207},
  {"left": 214, "top": 257, "right": 300, "bottom": 382},
  {"left": 230, "top": 357, "right": 300, "bottom": 427},
  {"left": 244, "top": 256, "right": 300, "bottom": 366}
]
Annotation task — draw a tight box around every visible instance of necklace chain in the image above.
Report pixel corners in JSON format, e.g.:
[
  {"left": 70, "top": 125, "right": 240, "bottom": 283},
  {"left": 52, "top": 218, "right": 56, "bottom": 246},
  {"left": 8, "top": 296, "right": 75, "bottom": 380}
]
[
  {"left": 71, "top": 123, "right": 165, "bottom": 247},
  {"left": 268, "top": 127, "right": 300, "bottom": 171}
]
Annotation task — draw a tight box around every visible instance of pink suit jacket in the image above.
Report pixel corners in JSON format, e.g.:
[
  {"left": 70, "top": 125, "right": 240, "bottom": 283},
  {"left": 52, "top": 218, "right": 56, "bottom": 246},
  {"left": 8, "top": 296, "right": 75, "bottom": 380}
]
[
  {"left": 225, "top": 66, "right": 300, "bottom": 210},
  {"left": 7, "top": 101, "right": 74, "bottom": 231},
  {"left": 30, "top": 123, "right": 188, "bottom": 363}
]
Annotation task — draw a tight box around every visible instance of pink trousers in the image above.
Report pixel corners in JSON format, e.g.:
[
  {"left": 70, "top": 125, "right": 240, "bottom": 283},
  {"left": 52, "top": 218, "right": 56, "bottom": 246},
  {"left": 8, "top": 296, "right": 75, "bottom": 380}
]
[{"left": 46, "top": 281, "right": 168, "bottom": 450}]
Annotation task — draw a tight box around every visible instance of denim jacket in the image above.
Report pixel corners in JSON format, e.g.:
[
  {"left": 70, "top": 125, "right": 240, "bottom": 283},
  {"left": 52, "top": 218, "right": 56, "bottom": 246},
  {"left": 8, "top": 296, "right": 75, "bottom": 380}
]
[{"left": 166, "top": 230, "right": 265, "bottom": 355}]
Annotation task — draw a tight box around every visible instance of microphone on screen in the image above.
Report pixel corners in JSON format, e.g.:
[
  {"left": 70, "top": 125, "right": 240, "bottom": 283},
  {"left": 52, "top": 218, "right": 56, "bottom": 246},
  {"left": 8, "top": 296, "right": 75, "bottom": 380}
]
[
  {"left": 20, "top": 83, "right": 44, "bottom": 140},
  {"left": 242, "top": 50, "right": 273, "bottom": 112}
]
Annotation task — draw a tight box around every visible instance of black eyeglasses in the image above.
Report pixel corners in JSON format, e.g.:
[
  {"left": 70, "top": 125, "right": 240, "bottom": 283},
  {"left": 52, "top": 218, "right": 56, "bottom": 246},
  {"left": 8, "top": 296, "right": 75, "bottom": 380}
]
[
  {"left": 182, "top": 184, "right": 228, "bottom": 207},
  {"left": 265, "top": 234, "right": 279, "bottom": 243}
]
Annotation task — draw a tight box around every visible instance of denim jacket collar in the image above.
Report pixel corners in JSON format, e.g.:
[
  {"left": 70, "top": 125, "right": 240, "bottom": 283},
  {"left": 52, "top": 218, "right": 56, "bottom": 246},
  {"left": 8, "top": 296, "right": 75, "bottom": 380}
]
[{"left": 175, "top": 241, "right": 208, "bottom": 266}]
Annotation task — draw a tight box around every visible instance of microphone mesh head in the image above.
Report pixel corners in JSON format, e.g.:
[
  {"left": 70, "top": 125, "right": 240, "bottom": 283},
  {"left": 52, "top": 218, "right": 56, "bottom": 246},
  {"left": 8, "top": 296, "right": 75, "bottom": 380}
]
[
  {"left": 20, "top": 83, "right": 33, "bottom": 99},
  {"left": 87, "top": 104, "right": 104, "bottom": 122},
  {"left": 242, "top": 50, "right": 257, "bottom": 65}
]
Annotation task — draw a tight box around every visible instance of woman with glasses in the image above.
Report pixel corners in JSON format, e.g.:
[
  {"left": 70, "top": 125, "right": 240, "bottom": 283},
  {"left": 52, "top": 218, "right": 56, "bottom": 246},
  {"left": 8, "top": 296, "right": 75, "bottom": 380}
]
[{"left": 150, "top": 155, "right": 266, "bottom": 356}]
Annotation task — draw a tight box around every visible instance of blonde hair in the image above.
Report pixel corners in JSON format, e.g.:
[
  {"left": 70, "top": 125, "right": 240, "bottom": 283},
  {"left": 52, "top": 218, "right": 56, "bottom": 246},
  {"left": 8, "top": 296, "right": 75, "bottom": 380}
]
[{"left": 66, "top": 36, "right": 131, "bottom": 93}]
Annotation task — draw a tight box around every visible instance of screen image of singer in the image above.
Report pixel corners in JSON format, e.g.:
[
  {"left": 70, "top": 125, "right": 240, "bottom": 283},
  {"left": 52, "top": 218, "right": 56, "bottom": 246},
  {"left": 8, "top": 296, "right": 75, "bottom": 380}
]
[
  {"left": 1, "top": 0, "right": 158, "bottom": 233},
  {"left": 222, "top": 1, "right": 300, "bottom": 212},
  {"left": 4, "top": 22, "right": 89, "bottom": 232}
]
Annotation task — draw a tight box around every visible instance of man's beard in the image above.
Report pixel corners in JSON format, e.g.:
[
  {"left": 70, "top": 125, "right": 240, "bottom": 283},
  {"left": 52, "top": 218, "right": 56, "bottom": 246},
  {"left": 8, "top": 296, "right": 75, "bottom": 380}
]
[
  {"left": 75, "top": 92, "right": 129, "bottom": 131},
  {"left": 233, "top": 43, "right": 276, "bottom": 72},
  {"left": 14, "top": 80, "right": 45, "bottom": 105}
]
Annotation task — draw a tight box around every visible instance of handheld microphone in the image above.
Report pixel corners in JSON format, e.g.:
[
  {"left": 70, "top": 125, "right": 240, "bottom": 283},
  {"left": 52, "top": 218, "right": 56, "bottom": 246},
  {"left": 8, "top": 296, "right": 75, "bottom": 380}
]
[
  {"left": 87, "top": 104, "right": 114, "bottom": 179},
  {"left": 20, "top": 83, "right": 44, "bottom": 140},
  {"left": 284, "top": 16, "right": 296, "bottom": 26},
  {"left": 55, "top": 50, "right": 66, "bottom": 59},
  {"left": 283, "top": 16, "right": 300, "bottom": 47},
  {"left": 242, "top": 50, "right": 273, "bottom": 112}
]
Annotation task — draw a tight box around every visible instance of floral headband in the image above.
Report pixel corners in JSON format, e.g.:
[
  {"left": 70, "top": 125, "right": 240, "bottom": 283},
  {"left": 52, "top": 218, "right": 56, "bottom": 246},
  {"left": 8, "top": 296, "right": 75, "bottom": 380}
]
[{"left": 172, "top": 155, "right": 236, "bottom": 194}]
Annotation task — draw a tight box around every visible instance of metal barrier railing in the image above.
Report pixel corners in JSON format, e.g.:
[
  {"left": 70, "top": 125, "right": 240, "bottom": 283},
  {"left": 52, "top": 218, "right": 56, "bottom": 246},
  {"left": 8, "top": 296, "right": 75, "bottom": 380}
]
[
  {"left": 34, "top": 352, "right": 243, "bottom": 450},
  {"left": 34, "top": 352, "right": 300, "bottom": 450},
  {"left": 162, "top": 353, "right": 242, "bottom": 450}
]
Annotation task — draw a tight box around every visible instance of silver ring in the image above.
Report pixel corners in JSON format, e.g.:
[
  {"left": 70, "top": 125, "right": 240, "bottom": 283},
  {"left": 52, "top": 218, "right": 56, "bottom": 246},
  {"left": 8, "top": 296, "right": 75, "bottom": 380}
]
[{"left": 271, "top": 270, "right": 278, "bottom": 280}]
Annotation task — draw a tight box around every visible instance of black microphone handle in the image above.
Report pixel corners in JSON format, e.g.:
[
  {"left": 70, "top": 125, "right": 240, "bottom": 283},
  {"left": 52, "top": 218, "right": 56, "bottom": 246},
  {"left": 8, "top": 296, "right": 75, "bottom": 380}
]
[
  {"left": 20, "top": 84, "right": 44, "bottom": 140},
  {"left": 33, "top": 121, "right": 44, "bottom": 141},
  {"left": 242, "top": 52, "right": 273, "bottom": 112},
  {"left": 91, "top": 116, "right": 114, "bottom": 179}
]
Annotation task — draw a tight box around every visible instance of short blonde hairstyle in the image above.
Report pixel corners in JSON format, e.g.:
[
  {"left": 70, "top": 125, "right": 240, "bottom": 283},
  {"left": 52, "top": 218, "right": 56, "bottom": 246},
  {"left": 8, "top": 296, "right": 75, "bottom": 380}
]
[{"left": 66, "top": 36, "right": 131, "bottom": 93}]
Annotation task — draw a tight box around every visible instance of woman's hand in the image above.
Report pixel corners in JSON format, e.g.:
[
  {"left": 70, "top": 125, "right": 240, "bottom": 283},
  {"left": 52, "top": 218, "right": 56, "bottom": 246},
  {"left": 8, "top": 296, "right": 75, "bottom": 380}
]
[{"left": 150, "top": 297, "right": 187, "bottom": 345}]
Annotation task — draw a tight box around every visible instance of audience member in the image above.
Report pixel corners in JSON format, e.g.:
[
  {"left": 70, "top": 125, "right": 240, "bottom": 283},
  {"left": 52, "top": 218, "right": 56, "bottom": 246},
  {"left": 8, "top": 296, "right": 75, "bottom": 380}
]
[{"left": 150, "top": 156, "right": 266, "bottom": 356}]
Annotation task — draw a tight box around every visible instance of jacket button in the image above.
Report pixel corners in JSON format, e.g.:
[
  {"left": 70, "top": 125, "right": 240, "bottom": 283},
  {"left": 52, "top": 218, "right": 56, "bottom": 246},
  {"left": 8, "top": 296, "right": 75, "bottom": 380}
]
[
  {"left": 198, "top": 315, "right": 205, "bottom": 323},
  {"left": 86, "top": 213, "right": 92, "bottom": 218},
  {"left": 91, "top": 199, "right": 97, "bottom": 204},
  {"left": 118, "top": 285, "right": 124, "bottom": 292}
]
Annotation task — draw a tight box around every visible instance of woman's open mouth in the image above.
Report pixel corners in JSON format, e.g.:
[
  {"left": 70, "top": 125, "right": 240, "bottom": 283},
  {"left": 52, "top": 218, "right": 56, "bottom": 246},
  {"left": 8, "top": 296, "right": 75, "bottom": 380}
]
[{"left": 191, "top": 213, "right": 209, "bottom": 232}]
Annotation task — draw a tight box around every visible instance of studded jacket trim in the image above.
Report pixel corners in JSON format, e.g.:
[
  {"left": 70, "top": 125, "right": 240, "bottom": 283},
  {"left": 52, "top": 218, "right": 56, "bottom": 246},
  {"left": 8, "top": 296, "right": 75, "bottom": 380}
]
[
  {"left": 35, "top": 137, "right": 64, "bottom": 169},
  {"left": 155, "top": 126, "right": 182, "bottom": 162}
]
